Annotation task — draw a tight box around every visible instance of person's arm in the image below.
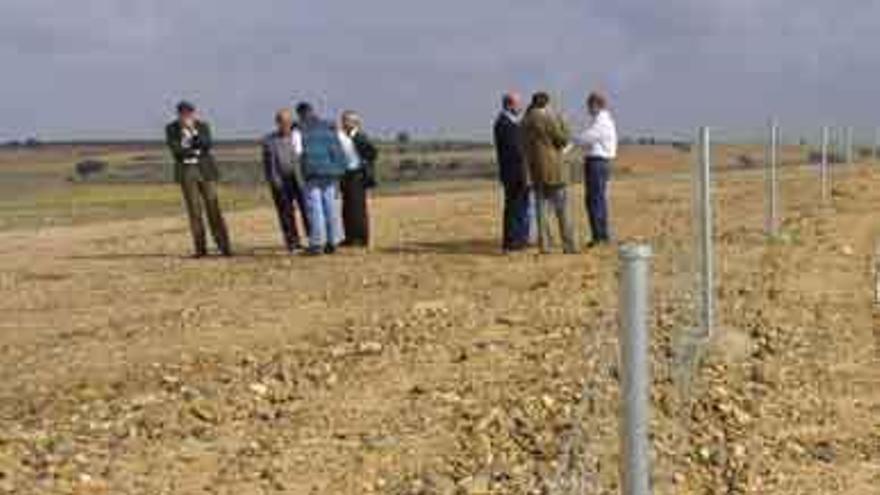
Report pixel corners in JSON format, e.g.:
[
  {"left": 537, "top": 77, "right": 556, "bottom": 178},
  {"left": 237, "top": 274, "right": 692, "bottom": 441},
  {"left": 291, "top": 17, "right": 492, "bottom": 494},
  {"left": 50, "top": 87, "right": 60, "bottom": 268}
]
[
  {"left": 193, "top": 122, "right": 213, "bottom": 153},
  {"left": 291, "top": 129, "right": 303, "bottom": 157},
  {"left": 575, "top": 113, "right": 612, "bottom": 148},
  {"left": 262, "top": 138, "right": 281, "bottom": 186},
  {"left": 165, "top": 124, "right": 184, "bottom": 162},
  {"left": 550, "top": 115, "right": 570, "bottom": 150},
  {"left": 356, "top": 133, "right": 378, "bottom": 164}
]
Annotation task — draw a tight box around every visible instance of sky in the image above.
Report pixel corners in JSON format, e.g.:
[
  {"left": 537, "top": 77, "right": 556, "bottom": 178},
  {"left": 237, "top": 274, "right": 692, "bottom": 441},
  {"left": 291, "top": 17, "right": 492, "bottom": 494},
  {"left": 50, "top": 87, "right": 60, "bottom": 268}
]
[{"left": 2, "top": 0, "right": 879, "bottom": 141}]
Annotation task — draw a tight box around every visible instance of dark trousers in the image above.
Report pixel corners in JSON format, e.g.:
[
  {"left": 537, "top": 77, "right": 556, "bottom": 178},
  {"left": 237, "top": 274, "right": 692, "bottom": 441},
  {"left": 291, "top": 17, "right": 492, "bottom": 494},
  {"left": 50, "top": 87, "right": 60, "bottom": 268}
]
[
  {"left": 340, "top": 170, "right": 370, "bottom": 246},
  {"left": 270, "top": 174, "right": 309, "bottom": 251},
  {"left": 180, "top": 166, "right": 231, "bottom": 255},
  {"left": 585, "top": 157, "right": 611, "bottom": 243},
  {"left": 502, "top": 181, "right": 530, "bottom": 249}
]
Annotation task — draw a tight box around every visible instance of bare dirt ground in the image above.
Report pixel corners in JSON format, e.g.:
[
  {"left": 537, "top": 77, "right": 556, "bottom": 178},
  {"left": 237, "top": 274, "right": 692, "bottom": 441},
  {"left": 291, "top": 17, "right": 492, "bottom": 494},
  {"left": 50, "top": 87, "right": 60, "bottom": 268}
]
[{"left": 1, "top": 163, "right": 879, "bottom": 494}]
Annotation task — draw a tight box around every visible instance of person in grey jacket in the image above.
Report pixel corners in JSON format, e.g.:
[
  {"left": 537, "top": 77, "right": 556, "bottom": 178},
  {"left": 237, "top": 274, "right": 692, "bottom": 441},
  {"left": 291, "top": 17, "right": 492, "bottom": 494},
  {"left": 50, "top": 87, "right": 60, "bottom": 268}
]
[{"left": 262, "top": 108, "right": 310, "bottom": 252}]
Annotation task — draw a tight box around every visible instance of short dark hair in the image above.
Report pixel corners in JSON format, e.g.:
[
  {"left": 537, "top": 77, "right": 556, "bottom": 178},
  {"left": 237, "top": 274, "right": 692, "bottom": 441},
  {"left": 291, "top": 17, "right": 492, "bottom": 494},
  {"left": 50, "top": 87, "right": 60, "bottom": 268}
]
[
  {"left": 176, "top": 100, "right": 196, "bottom": 114},
  {"left": 295, "top": 102, "right": 313, "bottom": 117},
  {"left": 530, "top": 92, "right": 551, "bottom": 109},
  {"left": 587, "top": 92, "right": 608, "bottom": 110}
]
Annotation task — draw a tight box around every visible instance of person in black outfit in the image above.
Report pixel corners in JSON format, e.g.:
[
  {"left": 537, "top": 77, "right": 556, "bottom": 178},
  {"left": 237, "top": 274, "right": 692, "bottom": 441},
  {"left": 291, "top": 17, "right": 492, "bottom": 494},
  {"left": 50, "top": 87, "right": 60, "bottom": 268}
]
[
  {"left": 493, "top": 92, "right": 530, "bottom": 251},
  {"left": 338, "top": 111, "right": 378, "bottom": 247}
]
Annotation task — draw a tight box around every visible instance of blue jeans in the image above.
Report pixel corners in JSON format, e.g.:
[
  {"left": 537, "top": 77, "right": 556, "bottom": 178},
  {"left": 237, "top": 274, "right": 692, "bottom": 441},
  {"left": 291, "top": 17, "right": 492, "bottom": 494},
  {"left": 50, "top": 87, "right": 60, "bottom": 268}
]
[
  {"left": 585, "top": 157, "right": 611, "bottom": 242},
  {"left": 305, "top": 178, "right": 343, "bottom": 249}
]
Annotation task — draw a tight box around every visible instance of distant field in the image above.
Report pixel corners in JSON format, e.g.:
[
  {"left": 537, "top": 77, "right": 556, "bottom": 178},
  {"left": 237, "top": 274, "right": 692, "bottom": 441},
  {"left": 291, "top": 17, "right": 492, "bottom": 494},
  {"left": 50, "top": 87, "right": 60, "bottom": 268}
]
[{"left": 0, "top": 140, "right": 824, "bottom": 232}]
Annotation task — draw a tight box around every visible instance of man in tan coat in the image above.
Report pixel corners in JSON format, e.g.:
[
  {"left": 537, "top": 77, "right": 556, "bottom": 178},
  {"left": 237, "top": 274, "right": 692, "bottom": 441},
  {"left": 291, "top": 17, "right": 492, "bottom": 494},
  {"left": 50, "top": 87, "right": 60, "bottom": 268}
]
[{"left": 522, "top": 92, "right": 577, "bottom": 254}]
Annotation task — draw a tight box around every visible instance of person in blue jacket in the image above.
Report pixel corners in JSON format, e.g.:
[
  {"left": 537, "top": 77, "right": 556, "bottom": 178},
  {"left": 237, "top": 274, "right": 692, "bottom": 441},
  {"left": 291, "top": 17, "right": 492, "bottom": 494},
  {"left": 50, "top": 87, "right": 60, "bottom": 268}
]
[{"left": 296, "top": 102, "right": 348, "bottom": 255}]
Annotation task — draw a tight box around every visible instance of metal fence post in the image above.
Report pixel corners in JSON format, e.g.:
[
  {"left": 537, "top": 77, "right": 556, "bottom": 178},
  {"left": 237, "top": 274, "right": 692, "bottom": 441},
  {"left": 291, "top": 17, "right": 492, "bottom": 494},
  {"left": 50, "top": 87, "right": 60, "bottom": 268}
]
[
  {"left": 821, "top": 126, "right": 830, "bottom": 205},
  {"left": 697, "top": 127, "right": 714, "bottom": 339},
  {"left": 845, "top": 126, "right": 854, "bottom": 166},
  {"left": 874, "top": 128, "right": 879, "bottom": 165},
  {"left": 766, "top": 120, "right": 780, "bottom": 237},
  {"left": 618, "top": 244, "right": 653, "bottom": 495}
]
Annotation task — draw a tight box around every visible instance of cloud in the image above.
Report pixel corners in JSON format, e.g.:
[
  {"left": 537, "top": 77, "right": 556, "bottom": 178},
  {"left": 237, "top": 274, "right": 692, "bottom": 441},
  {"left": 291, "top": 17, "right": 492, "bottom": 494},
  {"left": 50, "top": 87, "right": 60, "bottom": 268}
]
[{"left": 1, "top": 0, "right": 879, "bottom": 140}]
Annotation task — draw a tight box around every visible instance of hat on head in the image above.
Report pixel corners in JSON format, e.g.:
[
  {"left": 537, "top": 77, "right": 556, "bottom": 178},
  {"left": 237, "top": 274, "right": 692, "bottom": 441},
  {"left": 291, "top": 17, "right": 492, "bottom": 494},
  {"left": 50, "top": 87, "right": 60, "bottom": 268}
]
[{"left": 176, "top": 100, "right": 196, "bottom": 114}]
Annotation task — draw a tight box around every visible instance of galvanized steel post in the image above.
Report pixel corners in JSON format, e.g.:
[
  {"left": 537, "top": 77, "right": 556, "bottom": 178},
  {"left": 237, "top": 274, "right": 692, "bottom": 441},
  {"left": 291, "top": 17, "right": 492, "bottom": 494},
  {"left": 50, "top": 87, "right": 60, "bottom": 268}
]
[
  {"left": 766, "top": 120, "right": 780, "bottom": 237},
  {"left": 618, "top": 244, "right": 653, "bottom": 495},
  {"left": 697, "top": 127, "right": 714, "bottom": 339},
  {"left": 821, "top": 126, "right": 830, "bottom": 205}
]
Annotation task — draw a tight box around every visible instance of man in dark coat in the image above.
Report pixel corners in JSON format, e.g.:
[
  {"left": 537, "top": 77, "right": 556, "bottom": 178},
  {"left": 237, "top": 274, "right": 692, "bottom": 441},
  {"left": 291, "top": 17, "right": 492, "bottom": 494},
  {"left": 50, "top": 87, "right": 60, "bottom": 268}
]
[
  {"left": 338, "top": 111, "right": 379, "bottom": 248},
  {"left": 262, "top": 108, "right": 309, "bottom": 252},
  {"left": 493, "top": 92, "right": 530, "bottom": 251},
  {"left": 165, "top": 101, "right": 232, "bottom": 257}
]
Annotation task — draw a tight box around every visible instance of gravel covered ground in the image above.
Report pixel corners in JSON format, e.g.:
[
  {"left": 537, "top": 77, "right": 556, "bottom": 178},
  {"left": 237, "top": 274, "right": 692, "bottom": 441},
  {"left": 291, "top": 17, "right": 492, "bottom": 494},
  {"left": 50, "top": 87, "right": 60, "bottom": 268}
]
[{"left": 1, "top": 165, "right": 878, "bottom": 494}]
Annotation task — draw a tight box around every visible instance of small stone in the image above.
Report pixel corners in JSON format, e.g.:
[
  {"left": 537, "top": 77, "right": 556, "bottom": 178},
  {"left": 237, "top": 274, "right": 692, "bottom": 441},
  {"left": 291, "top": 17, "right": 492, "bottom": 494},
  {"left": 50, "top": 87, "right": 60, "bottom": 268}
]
[
  {"left": 458, "top": 471, "right": 491, "bottom": 494},
  {"left": 357, "top": 342, "right": 384, "bottom": 355},
  {"left": 812, "top": 441, "right": 836, "bottom": 463},
  {"left": 697, "top": 446, "right": 712, "bottom": 464},
  {"left": 672, "top": 472, "right": 685, "bottom": 485},
  {"left": 496, "top": 315, "right": 527, "bottom": 326},
  {"left": 161, "top": 375, "right": 180, "bottom": 386},
  {"left": 189, "top": 402, "right": 218, "bottom": 423},
  {"left": 249, "top": 383, "right": 269, "bottom": 396}
]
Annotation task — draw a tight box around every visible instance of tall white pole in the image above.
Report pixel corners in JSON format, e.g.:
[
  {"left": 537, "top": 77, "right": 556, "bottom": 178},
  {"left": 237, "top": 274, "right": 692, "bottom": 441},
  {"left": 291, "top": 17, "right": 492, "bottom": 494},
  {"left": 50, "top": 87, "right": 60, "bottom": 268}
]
[
  {"left": 874, "top": 128, "right": 879, "bottom": 165},
  {"left": 821, "top": 126, "right": 830, "bottom": 205},
  {"left": 766, "top": 120, "right": 780, "bottom": 237},
  {"left": 618, "top": 244, "right": 653, "bottom": 495},
  {"left": 697, "top": 127, "right": 714, "bottom": 339},
  {"left": 845, "top": 126, "right": 854, "bottom": 166}
]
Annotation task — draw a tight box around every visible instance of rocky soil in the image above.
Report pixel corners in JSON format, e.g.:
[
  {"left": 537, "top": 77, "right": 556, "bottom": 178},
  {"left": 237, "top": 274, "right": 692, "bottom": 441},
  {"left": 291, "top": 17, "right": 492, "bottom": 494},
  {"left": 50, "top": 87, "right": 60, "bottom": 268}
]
[{"left": 0, "top": 166, "right": 878, "bottom": 494}]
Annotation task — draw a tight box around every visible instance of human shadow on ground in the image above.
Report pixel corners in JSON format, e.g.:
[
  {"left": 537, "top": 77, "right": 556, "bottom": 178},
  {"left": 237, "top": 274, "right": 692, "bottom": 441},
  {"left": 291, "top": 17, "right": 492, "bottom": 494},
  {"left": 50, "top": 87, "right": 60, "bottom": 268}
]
[
  {"left": 66, "top": 245, "right": 291, "bottom": 261},
  {"left": 378, "top": 238, "right": 505, "bottom": 257}
]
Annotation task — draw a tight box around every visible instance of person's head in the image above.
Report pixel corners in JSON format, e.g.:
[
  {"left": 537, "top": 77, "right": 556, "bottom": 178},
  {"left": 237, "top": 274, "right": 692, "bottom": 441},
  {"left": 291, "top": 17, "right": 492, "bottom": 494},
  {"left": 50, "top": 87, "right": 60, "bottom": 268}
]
[
  {"left": 295, "top": 102, "right": 314, "bottom": 122},
  {"left": 275, "top": 108, "right": 294, "bottom": 135},
  {"left": 530, "top": 92, "right": 551, "bottom": 111},
  {"left": 587, "top": 92, "right": 608, "bottom": 117},
  {"left": 502, "top": 92, "right": 522, "bottom": 115},
  {"left": 176, "top": 100, "right": 197, "bottom": 126},
  {"left": 341, "top": 111, "right": 362, "bottom": 134}
]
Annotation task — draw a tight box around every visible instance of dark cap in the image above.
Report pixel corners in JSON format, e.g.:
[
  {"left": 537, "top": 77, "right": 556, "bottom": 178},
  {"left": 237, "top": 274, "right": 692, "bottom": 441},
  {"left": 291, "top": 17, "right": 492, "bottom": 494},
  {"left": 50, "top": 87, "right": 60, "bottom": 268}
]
[
  {"left": 176, "top": 100, "right": 196, "bottom": 114},
  {"left": 295, "top": 102, "right": 313, "bottom": 116}
]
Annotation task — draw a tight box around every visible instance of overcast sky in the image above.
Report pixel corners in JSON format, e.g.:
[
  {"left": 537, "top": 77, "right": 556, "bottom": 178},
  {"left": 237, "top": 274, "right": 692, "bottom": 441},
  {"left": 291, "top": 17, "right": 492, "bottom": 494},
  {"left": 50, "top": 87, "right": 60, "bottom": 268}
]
[{"left": 2, "top": 0, "right": 879, "bottom": 141}]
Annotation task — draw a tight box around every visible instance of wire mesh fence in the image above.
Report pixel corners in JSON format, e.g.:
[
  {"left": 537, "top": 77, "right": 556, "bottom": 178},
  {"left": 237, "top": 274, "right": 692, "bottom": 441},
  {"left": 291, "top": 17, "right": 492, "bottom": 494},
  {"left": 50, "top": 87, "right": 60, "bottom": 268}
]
[{"left": 618, "top": 121, "right": 880, "bottom": 492}]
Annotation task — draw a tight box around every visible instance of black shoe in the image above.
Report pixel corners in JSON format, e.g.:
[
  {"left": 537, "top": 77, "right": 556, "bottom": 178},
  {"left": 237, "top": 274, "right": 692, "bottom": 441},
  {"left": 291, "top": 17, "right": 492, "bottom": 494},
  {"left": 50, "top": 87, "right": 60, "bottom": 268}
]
[
  {"left": 304, "top": 247, "right": 323, "bottom": 256},
  {"left": 324, "top": 244, "right": 337, "bottom": 255},
  {"left": 220, "top": 249, "right": 233, "bottom": 257}
]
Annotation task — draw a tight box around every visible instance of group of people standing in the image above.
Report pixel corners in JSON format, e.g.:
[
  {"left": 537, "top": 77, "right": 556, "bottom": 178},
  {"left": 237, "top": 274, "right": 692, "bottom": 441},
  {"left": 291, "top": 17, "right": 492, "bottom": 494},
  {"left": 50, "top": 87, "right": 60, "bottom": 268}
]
[
  {"left": 165, "top": 100, "right": 377, "bottom": 258},
  {"left": 493, "top": 91, "right": 618, "bottom": 253},
  {"left": 164, "top": 92, "right": 615, "bottom": 259}
]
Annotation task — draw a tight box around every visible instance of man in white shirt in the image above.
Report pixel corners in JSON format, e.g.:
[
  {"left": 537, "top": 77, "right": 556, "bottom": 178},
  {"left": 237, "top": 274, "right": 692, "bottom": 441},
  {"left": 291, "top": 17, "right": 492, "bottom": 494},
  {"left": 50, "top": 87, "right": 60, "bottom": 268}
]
[{"left": 574, "top": 92, "right": 618, "bottom": 247}]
